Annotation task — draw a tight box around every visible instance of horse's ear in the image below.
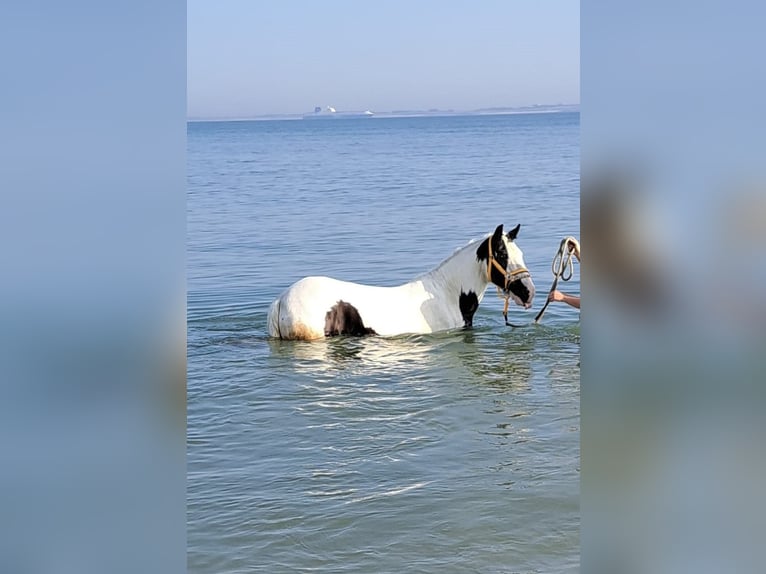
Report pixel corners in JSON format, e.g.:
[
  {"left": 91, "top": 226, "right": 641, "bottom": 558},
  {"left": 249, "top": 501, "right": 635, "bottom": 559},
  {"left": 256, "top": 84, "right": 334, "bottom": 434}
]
[
  {"left": 507, "top": 224, "right": 520, "bottom": 241},
  {"left": 492, "top": 224, "right": 504, "bottom": 245}
]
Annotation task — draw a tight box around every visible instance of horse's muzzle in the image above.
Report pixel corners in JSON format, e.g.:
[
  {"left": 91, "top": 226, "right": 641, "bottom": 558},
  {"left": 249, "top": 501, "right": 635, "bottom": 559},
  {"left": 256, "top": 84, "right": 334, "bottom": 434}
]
[{"left": 507, "top": 276, "right": 535, "bottom": 309}]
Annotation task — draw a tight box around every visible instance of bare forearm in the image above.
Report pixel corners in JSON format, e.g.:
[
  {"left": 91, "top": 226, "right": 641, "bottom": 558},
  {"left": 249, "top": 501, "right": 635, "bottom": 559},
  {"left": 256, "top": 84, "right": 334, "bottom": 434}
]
[
  {"left": 562, "top": 294, "right": 580, "bottom": 309},
  {"left": 548, "top": 289, "right": 581, "bottom": 309}
]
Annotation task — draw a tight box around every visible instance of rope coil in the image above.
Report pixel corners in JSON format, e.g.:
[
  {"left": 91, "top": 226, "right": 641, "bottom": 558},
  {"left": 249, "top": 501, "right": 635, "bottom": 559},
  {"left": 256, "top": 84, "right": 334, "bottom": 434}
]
[{"left": 533, "top": 236, "right": 579, "bottom": 324}]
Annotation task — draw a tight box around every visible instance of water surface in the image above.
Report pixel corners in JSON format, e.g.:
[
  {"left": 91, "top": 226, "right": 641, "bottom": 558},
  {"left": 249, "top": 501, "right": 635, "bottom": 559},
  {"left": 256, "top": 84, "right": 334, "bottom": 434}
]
[{"left": 188, "top": 112, "right": 580, "bottom": 573}]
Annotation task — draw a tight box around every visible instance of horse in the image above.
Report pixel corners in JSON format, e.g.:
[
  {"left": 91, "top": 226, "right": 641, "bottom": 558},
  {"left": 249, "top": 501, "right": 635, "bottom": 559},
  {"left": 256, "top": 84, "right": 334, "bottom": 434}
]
[{"left": 267, "top": 224, "right": 535, "bottom": 340}]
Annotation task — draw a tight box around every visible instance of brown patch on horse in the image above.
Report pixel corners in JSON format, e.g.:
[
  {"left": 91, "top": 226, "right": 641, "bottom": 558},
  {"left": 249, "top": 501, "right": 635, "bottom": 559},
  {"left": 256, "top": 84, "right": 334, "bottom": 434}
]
[
  {"left": 324, "top": 301, "right": 377, "bottom": 337},
  {"left": 289, "top": 322, "right": 324, "bottom": 341}
]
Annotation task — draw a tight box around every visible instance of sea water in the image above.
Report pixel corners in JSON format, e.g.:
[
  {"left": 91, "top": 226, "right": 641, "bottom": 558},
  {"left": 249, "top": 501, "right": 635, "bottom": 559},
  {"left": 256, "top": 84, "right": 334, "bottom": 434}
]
[{"left": 188, "top": 112, "right": 580, "bottom": 573}]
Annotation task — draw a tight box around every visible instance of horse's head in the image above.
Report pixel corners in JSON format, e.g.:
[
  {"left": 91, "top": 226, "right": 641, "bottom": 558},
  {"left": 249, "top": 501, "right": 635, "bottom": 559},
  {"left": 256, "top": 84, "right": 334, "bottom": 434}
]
[{"left": 478, "top": 224, "right": 536, "bottom": 309}]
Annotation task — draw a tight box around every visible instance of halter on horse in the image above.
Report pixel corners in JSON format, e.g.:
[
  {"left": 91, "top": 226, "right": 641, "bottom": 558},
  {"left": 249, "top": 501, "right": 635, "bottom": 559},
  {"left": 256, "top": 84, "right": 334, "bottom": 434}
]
[{"left": 267, "top": 224, "right": 535, "bottom": 340}]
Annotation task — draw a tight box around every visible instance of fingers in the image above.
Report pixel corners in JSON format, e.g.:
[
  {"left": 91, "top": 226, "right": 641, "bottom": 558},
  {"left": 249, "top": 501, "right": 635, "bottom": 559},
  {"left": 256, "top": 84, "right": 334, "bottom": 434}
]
[
  {"left": 566, "top": 238, "right": 581, "bottom": 261},
  {"left": 548, "top": 290, "right": 564, "bottom": 302}
]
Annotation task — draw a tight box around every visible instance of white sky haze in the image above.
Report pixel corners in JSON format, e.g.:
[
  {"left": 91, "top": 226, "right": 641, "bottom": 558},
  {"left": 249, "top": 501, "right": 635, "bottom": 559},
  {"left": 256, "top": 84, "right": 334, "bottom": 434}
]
[{"left": 187, "top": 0, "right": 579, "bottom": 118}]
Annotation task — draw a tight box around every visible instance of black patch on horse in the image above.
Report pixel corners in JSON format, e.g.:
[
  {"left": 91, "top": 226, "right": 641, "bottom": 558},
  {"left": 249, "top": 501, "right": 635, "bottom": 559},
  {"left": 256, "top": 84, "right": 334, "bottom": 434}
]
[
  {"left": 477, "top": 224, "right": 522, "bottom": 290},
  {"left": 459, "top": 290, "right": 479, "bottom": 327},
  {"left": 507, "top": 279, "right": 530, "bottom": 306},
  {"left": 476, "top": 225, "right": 509, "bottom": 289},
  {"left": 324, "top": 300, "right": 377, "bottom": 337}
]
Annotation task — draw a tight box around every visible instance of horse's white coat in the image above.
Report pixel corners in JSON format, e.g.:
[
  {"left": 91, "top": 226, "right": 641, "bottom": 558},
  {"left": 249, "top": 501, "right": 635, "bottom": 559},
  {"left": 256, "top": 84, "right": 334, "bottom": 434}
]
[{"left": 268, "top": 231, "right": 534, "bottom": 340}]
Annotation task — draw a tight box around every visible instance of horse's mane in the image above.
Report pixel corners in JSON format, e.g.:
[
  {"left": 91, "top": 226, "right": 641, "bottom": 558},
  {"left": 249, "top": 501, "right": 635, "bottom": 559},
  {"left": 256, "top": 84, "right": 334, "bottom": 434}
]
[
  {"left": 444, "top": 233, "right": 488, "bottom": 261},
  {"left": 411, "top": 233, "right": 488, "bottom": 281}
]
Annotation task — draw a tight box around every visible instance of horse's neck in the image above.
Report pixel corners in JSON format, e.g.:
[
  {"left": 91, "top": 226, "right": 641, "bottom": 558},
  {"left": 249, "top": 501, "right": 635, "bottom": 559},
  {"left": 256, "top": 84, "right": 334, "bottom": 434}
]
[{"left": 411, "top": 239, "right": 489, "bottom": 300}]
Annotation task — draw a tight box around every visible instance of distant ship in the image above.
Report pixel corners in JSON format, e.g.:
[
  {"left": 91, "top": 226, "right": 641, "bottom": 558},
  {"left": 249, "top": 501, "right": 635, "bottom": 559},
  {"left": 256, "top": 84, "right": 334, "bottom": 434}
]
[{"left": 302, "top": 106, "right": 374, "bottom": 119}]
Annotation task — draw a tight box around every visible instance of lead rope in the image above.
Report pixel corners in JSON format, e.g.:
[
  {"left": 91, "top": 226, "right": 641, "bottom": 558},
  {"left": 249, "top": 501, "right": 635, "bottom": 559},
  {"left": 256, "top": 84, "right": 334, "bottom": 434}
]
[
  {"left": 534, "top": 236, "right": 578, "bottom": 323},
  {"left": 501, "top": 291, "right": 518, "bottom": 327}
]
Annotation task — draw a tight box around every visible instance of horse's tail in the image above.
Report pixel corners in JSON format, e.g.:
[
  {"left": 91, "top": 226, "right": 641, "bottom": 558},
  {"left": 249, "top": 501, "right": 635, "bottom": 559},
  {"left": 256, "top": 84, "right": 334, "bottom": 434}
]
[{"left": 267, "top": 297, "right": 283, "bottom": 339}]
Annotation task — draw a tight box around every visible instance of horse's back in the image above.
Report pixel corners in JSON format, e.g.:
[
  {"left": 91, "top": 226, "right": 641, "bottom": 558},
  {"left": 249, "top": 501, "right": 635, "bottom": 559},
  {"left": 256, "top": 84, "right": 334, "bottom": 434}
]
[{"left": 267, "top": 276, "right": 424, "bottom": 340}]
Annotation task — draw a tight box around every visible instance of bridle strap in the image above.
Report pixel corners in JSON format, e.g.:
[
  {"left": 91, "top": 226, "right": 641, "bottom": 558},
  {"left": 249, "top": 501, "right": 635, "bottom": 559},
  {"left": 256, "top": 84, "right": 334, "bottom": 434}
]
[
  {"left": 487, "top": 238, "right": 529, "bottom": 327},
  {"left": 487, "top": 239, "right": 529, "bottom": 292}
]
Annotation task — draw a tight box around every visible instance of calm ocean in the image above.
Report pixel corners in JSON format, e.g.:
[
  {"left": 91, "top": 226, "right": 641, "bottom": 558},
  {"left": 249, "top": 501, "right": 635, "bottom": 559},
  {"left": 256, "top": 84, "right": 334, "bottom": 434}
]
[{"left": 188, "top": 112, "right": 580, "bottom": 573}]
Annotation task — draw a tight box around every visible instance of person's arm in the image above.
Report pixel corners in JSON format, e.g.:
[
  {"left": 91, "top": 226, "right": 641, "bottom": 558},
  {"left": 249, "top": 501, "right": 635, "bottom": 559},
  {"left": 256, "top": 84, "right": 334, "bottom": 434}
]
[{"left": 548, "top": 290, "right": 580, "bottom": 309}]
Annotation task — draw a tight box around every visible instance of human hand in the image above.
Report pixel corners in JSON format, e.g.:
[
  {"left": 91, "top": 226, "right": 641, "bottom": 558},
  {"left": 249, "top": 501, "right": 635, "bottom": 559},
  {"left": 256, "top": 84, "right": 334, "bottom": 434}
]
[
  {"left": 566, "top": 237, "right": 580, "bottom": 261},
  {"left": 548, "top": 290, "right": 566, "bottom": 303},
  {"left": 547, "top": 289, "right": 580, "bottom": 309}
]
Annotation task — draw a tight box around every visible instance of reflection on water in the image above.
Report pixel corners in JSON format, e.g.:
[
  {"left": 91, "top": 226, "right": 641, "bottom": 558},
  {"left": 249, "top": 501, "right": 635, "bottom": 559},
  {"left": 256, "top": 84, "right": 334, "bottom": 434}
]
[
  {"left": 266, "top": 324, "right": 579, "bottom": 390},
  {"left": 260, "top": 321, "right": 582, "bottom": 410},
  {"left": 267, "top": 332, "right": 445, "bottom": 374},
  {"left": 453, "top": 328, "right": 535, "bottom": 391},
  {"left": 267, "top": 327, "right": 539, "bottom": 385}
]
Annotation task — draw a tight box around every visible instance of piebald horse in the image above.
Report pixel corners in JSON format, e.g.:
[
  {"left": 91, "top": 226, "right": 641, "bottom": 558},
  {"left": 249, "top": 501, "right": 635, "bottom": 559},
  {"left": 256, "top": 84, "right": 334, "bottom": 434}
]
[{"left": 267, "top": 224, "right": 535, "bottom": 340}]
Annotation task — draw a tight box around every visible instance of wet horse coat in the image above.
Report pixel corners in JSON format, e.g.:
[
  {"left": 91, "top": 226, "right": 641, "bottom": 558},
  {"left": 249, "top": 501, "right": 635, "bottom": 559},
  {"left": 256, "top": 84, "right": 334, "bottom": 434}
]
[{"left": 267, "top": 224, "right": 535, "bottom": 340}]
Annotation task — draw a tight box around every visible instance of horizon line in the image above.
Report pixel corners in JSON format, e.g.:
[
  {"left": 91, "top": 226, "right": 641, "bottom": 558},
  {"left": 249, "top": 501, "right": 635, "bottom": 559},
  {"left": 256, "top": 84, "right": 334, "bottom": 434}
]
[{"left": 187, "top": 102, "right": 580, "bottom": 123}]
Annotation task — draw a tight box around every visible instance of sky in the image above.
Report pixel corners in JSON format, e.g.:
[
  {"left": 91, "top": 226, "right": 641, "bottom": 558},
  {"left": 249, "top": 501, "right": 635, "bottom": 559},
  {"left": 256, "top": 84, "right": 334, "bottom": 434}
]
[{"left": 187, "top": 1, "right": 579, "bottom": 119}]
